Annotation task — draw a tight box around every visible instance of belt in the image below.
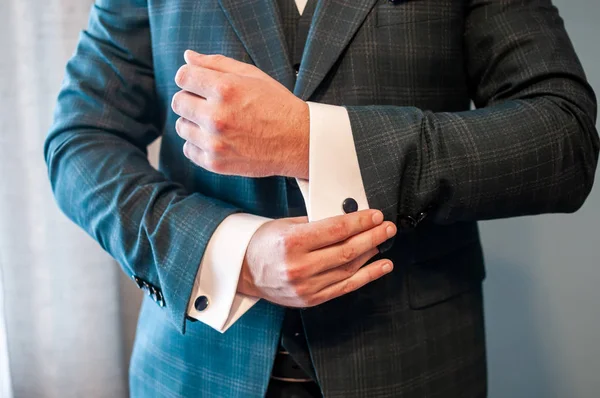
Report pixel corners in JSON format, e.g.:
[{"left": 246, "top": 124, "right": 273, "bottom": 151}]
[
  {"left": 271, "top": 310, "right": 316, "bottom": 383},
  {"left": 265, "top": 378, "right": 322, "bottom": 398},
  {"left": 271, "top": 345, "right": 313, "bottom": 382}
]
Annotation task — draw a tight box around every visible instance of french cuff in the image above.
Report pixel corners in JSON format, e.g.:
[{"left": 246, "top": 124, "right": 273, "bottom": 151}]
[
  {"left": 296, "top": 102, "right": 370, "bottom": 221},
  {"left": 186, "top": 213, "right": 270, "bottom": 333}
]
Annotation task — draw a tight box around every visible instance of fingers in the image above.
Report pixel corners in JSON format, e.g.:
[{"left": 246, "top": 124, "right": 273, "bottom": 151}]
[
  {"left": 175, "top": 117, "right": 202, "bottom": 143},
  {"left": 184, "top": 50, "right": 265, "bottom": 79},
  {"left": 309, "top": 221, "right": 396, "bottom": 273},
  {"left": 174, "top": 63, "right": 233, "bottom": 99},
  {"left": 304, "top": 248, "right": 379, "bottom": 295},
  {"left": 176, "top": 51, "right": 266, "bottom": 99},
  {"left": 176, "top": 116, "right": 224, "bottom": 151},
  {"left": 307, "top": 259, "right": 393, "bottom": 307},
  {"left": 297, "top": 209, "right": 386, "bottom": 250},
  {"left": 182, "top": 141, "right": 205, "bottom": 165},
  {"left": 171, "top": 91, "right": 211, "bottom": 127}
]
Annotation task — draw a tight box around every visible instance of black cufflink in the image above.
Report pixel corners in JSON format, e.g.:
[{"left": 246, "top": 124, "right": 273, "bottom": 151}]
[
  {"left": 342, "top": 198, "right": 358, "bottom": 214},
  {"left": 194, "top": 295, "right": 210, "bottom": 312}
]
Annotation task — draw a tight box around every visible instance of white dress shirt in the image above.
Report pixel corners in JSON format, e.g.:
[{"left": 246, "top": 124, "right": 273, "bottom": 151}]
[{"left": 186, "top": 0, "right": 369, "bottom": 332}]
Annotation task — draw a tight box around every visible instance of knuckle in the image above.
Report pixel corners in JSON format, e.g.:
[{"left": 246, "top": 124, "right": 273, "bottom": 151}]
[
  {"left": 341, "top": 279, "right": 356, "bottom": 294},
  {"left": 174, "top": 65, "right": 189, "bottom": 86},
  {"left": 184, "top": 144, "right": 198, "bottom": 162},
  {"left": 370, "top": 230, "right": 380, "bottom": 248},
  {"left": 303, "top": 295, "right": 320, "bottom": 307},
  {"left": 191, "top": 153, "right": 204, "bottom": 167},
  {"left": 294, "top": 283, "right": 310, "bottom": 298},
  {"left": 282, "top": 232, "right": 300, "bottom": 252},
  {"left": 342, "top": 262, "right": 356, "bottom": 277},
  {"left": 286, "top": 264, "right": 305, "bottom": 282},
  {"left": 359, "top": 212, "right": 371, "bottom": 229},
  {"left": 175, "top": 117, "right": 183, "bottom": 135},
  {"left": 367, "top": 266, "right": 379, "bottom": 281},
  {"left": 182, "top": 142, "right": 191, "bottom": 158},
  {"left": 327, "top": 222, "right": 347, "bottom": 240},
  {"left": 188, "top": 107, "right": 199, "bottom": 124},
  {"left": 274, "top": 232, "right": 288, "bottom": 251},
  {"left": 171, "top": 92, "right": 182, "bottom": 113},
  {"left": 216, "top": 78, "right": 235, "bottom": 100},
  {"left": 203, "top": 155, "right": 220, "bottom": 172},
  {"left": 339, "top": 244, "right": 357, "bottom": 263},
  {"left": 207, "top": 138, "right": 226, "bottom": 156},
  {"left": 187, "top": 147, "right": 200, "bottom": 163},
  {"left": 211, "top": 110, "right": 228, "bottom": 133}
]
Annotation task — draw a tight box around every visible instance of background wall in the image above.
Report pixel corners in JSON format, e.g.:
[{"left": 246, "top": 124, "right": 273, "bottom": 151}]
[{"left": 481, "top": 1, "right": 600, "bottom": 397}]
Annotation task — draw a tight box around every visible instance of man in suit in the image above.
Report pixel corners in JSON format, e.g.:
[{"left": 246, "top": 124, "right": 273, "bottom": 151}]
[{"left": 45, "top": 0, "right": 598, "bottom": 396}]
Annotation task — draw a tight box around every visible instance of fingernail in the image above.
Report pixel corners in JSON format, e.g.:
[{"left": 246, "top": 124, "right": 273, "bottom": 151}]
[
  {"left": 386, "top": 225, "right": 396, "bottom": 238},
  {"left": 382, "top": 262, "right": 393, "bottom": 273},
  {"left": 372, "top": 211, "right": 383, "bottom": 224}
]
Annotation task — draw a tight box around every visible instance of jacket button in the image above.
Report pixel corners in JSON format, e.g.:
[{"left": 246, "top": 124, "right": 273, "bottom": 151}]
[
  {"left": 156, "top": 290, "right": 165, "bottom": 307},
  {"left": 149, "top": 286, "right": 159, "bottom": 302},
  {"left": 342, "top": 198, "right": 358, "bottom": 214},
  {"left": 194, "top": 295, "right": 210, "bottom": 312}
]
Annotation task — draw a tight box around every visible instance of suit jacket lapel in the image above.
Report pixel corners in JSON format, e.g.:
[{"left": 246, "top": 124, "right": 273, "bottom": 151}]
[
  {"left": 218, "top": 0, "right": 295, "bottom": 90},
  {"left": 294, "top": 0, "right": 379, "bottom": 100}
]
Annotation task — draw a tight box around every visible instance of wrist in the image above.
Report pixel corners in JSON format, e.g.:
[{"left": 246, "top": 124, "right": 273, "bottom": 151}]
[
  {"left": 237, "top": 256, "right": 259, "bottom": 297},
  {"left": 281, "top": 100, "right": 309, "bottom": 178}
]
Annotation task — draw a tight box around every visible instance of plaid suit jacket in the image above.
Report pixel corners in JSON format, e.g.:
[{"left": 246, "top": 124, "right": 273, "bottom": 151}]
[{"left": 45, "top": 0, "right": 599, "bottom": 397}]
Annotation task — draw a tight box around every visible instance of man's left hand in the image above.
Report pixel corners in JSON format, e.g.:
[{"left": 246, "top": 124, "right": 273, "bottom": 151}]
[{"left": 171, "top": 50, "right": 309, "bottom": 179}]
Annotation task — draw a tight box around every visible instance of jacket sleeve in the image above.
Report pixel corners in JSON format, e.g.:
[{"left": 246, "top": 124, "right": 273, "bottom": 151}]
[
  {"left": 43, "top": 0, "right": 240, "bottom": 334},
  {"left": 346, "top": 0, "right": 599, "bottom": 238}
]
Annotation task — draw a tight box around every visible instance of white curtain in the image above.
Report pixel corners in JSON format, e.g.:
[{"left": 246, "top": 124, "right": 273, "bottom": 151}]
[{"left": 0, "top": 0, "right": 144, "bottom": 396}]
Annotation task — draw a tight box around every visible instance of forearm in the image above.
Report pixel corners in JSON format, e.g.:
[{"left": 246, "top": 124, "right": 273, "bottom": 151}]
[
  {"left": 347, "top": 93, "right": 599, "bottom": 226},
  {"left": 347, "top": 0, "right": 599, "bottom": 227},
  {"left": 45, "top": 129, "right": 240, "bottom": 332},
  {"left": 44, "top": 0, "right": 241, "bottom": 334}
]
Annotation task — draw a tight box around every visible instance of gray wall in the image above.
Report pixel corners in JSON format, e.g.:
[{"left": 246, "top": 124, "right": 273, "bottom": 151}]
[{"left": 482, "top": 1, "right": 600, "bottom": 397}]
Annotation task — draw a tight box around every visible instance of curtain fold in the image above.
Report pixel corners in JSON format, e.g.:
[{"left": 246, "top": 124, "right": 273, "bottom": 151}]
[{"left": 0, "top": 0, "right": 142, "bottom": 396}]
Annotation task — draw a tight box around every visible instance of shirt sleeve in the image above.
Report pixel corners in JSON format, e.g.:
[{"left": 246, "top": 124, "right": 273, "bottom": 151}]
[
  {"left": 296, "top": 102, "right": 370, "bottom": 221},
  {"left": 186, "top": 213, "right": 270, "bottom": 333},
  {"left": 189, "top": 102, "right": 369, "bottom": 333}
]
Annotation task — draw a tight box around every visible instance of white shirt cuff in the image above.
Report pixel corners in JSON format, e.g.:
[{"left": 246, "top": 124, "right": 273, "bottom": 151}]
[
  {"left": 186, "top": 213, "right": 270, "bottom": 333},
  {"left": 296, "top": 102, "right": 370, "bottom": 221}
]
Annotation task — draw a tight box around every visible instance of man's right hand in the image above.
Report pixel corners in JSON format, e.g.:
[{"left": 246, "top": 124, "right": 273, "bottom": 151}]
[{"left": 237, "top": 210, "right": 397, "bottom": 308}]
